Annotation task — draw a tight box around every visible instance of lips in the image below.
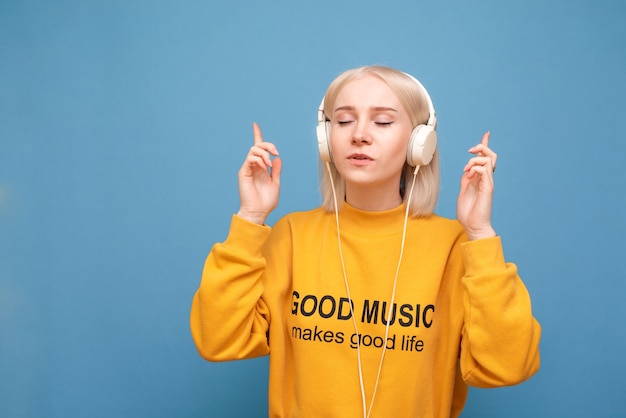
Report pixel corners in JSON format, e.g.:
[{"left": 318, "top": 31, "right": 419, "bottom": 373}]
[
  {"left": 347, "top": 153, "right": 374, "bottom": 165},
  {"left": 348, "top": 153, "right": 373, "bottom": 161}
]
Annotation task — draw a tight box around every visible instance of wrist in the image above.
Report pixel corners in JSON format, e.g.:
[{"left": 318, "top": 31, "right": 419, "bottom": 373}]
[
  {"left": 466, "top": 227, "right": 497, "bottom": 241},
  {"left": 236, "top": 209, "right": 267, "bottom": 225}
]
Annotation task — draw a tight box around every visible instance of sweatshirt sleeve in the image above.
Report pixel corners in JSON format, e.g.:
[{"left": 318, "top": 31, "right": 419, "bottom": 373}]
[
  {"left": 190, "top": 215, "right": 272, "bottom": 362},
  {"left": 459, "top": 236, "right": 541, "bottom": 387}
]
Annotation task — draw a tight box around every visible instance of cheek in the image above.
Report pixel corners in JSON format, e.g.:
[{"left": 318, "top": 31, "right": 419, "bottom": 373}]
[
  {"left": 389, "top": 134, "right": 411, "bottom": 164},
  {"left": 328, "top": 130, "right": 348, "bottom": 154}
]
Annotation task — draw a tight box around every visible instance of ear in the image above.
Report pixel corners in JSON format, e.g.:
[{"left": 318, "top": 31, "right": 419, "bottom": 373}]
[{"left": 407, "top": 124, "right": 437, "bottom": 167}]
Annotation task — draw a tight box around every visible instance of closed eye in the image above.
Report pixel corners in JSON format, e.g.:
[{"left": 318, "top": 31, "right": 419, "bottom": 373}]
[{"left": 375, "top": 121, "right": 394, "bottom": 126}]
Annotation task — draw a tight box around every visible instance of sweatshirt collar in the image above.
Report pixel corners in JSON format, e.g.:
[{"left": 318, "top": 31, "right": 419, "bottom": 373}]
[{"left": 337, "top": 202, "right": 407, "bottom": 235}]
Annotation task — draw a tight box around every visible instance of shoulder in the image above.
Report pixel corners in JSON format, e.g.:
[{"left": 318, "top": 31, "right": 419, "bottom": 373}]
[
  {"left": 275, "top": 207, "right": 328, "bottom": 226},
  {"left": 269, "top": 207, "right": 330, "bottom": 236},
  {"left": 414, "top": 213, "right": 467, "bottom": 241}
]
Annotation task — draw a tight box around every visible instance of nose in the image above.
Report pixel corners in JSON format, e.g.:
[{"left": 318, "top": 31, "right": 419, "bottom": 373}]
[{"left": 352, "top": 122, "right": 372, "bottom": 144}]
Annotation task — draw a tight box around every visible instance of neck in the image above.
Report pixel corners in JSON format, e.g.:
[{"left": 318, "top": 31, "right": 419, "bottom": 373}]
[{"left": 345, "top": 183, "right": 403, "bottom": 211}]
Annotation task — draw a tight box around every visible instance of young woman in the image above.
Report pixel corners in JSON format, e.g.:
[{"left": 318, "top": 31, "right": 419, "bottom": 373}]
[{"left": 190, "top": 65, "right": 541, "bottom": 418}]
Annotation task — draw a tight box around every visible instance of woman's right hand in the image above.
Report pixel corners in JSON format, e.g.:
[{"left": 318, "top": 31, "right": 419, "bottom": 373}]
[{"left": 236, "top": 123, "right": 282, "bottom": 225}]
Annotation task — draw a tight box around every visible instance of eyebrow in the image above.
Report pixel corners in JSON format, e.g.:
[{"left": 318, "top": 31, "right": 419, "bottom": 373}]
[{"left": 333, "top": 105, "right": 398, "bottom": 113}]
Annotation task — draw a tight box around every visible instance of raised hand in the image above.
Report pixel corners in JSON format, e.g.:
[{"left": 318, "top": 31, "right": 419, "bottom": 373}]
[
  {"left": 456, "top": 131, "right": 498, "bottom": 240},
  {"left": 236, "top": 123, "right": 282, "bottom": 225}
]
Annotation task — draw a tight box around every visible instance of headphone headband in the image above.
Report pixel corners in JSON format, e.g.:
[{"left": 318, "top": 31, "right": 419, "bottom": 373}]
[{"left": 403, "top": 73, "right": 437, "bottom": 129}]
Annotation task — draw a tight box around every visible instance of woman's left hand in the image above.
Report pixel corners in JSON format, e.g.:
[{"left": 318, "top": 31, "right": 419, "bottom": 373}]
[{"left": 457, "top": 131, "right": 498, "bottom": 240}]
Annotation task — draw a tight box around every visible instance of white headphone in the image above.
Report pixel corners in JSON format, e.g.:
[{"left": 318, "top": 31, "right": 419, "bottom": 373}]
[{"left": 316, "top": 72, "right": 438, "bottom": 168}]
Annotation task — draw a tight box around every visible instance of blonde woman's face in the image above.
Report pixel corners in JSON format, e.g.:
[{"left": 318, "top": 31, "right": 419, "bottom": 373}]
[{"left": 329, "top": 75, "right": 413, "bottom": 196}]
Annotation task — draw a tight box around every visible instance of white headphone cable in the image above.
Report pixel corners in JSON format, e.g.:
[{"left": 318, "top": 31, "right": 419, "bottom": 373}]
[
  {"left": 366, "top": 166, "right": 419, "bottom": 417},
  {"left": 325, "top": 161, "right": 420, "bottom": 418},
  {"left": 326, "top": 161, "right": 368, "bottom": 417}
]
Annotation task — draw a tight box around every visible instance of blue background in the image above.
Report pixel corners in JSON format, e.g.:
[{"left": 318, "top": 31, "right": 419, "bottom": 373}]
[{"left": 1, "top": 0, "right": 625, "bottom": 417}]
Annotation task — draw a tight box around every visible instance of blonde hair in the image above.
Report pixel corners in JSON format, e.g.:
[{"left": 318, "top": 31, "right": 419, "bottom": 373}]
[{"left": 318, "top": 65, "right": 440, "bottom": 217}]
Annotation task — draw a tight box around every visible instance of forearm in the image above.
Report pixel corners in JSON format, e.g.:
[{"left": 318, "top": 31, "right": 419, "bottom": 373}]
[
  {"left": 190, "top": 215, "right": 272, "bottom": 361},
  {"left": 459, "top": 236, "right": 541, "bottom": 387}
]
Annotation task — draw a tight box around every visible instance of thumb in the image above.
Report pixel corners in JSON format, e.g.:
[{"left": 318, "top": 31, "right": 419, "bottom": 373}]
[
  {"left": 271, "top": 157, "right": 283, "bottom": 184},
  {"left": 459, "top": 170, "right": 472, "bottom": 192}
]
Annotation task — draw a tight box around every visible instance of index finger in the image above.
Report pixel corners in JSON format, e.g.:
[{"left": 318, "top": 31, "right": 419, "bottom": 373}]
[
  {"left": 252, "top": 122, "right": 264, "bottom": 145},
  {"left": 481, "top": 131, "right": 491, "bottom": 147}
]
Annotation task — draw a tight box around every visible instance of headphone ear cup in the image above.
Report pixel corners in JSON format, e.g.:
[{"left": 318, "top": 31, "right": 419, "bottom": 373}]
[
  {"left": 317, "top": 120, "right": 332, "bottom": 162},
  {"left": 407, "top": 124, "right": 437, "bottom": 167}
]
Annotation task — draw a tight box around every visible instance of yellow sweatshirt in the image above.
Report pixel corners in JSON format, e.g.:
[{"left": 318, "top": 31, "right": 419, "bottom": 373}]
[{"left": 190, "top": 204, "right": 541, "bottom": 417}]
